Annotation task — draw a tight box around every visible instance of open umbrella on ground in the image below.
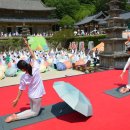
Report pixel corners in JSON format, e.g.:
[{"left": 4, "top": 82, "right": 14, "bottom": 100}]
[
  {"left": 27, "top": 36, "right": 49, "bottom": 51},
  {"left": 53, "top": 81, "right": 93, "bottom": 117}
]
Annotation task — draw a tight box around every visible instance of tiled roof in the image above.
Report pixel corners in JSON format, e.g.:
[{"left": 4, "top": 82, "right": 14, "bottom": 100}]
[
  {"left": 75, "top": 11, "right": 130, "bottom": 26},
  {"left": 75, "top": 11, "right": 106, "bottom": 26},
  {"left": 0, "top": 0, "right": 55, "bottom": 10},
  {"left": 120, "top": 12, "right": 130, "bottom": 20}
]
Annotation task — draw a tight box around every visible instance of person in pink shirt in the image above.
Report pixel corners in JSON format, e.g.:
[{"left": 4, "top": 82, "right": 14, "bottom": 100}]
[{"left": 5, "top": 38, "right": 46, "bottom": 123}]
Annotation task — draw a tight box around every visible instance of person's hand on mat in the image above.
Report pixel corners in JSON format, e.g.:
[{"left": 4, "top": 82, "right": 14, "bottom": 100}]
[
  {"left": 119, "top": 87, "right": 130, "bottom": 94},
  {"left": 12, "top": 99, "right": 19, "bottom": 107}
]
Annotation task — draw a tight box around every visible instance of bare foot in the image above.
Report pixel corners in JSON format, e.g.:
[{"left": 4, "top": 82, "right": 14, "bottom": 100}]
[{"left": 5, "top": 114, "right": 17, "bottom": 123}]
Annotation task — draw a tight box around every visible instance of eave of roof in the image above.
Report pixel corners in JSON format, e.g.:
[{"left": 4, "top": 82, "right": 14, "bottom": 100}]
[
  {"left": 120, "top": 12, "right": 130, "bottom": 20},
  {"left": 0, "top": 18, "right": 59, "bottom": 23}
]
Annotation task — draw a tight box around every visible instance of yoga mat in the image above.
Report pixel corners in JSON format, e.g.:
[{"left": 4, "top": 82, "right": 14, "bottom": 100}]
[
  {"left": 0, "top": 102, "right": 74, "bottom": 130},
  {"left": 104, "top": 86, "right": 130, "bottom": 98}
]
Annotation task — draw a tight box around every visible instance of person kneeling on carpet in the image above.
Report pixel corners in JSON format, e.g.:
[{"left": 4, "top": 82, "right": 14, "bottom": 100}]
[
  {"left": 5, "top": 38, "right": 46, "bottom": 123},
  {"left": 119, "top": 47, "right": 130, "bottom": 94}
]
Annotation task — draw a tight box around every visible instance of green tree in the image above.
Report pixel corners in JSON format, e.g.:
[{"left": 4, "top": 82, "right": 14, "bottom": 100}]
[
  {"left": 59, "top": 15, "right": 75, "bottom": 27},
  {"left": 120, "top": 0, "right": 128, "bottom": 10},
  {"left": 43, "top": 0, "right": 80, "bottom": 19},
  {"left": 90, "top": 0, "right": 109, "bottom": 13},
  {"left": 126, "top": 4, "right": 130, "bottom": 11},
  {"left": 50, "top": 29, "right": 74, "bottom": 48},
  {"left": 78, "top": 0, "right": 95, "bottom": 4},
  {"left": 42, "top": 0, "right": 129, "bottom": 27},
  {"left": 74, "top": 4, "right": 96, "bottom": 22},
  {"left": 92, "top": 0, "right": 127, "bottom": 13}
]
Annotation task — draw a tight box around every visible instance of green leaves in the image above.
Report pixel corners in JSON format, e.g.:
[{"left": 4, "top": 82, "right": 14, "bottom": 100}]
[
  {"left": 0, "top": 38, "right": 23, "bottom": 51},
  {"left": 42, "top": 0, "right": 130, "bottom": 23},
  {"left": 60, "top": 15, "right": 75, "bottom": 27},
  {"left": 43, "top": 0, "right": 80, "bottom": 19},
  {"left": 74, "top": 4, "right": 95, "bottom": 22}
]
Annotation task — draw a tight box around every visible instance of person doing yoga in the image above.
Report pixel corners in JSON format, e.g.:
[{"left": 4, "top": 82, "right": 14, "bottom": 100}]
[{"left": 5, "top": 38, "right": 46, "bottom": 123}]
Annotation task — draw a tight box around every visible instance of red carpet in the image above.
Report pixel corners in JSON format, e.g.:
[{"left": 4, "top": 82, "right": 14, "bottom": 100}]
[{"left": 1, "top": 70, "right": 130, "bottom": 130}]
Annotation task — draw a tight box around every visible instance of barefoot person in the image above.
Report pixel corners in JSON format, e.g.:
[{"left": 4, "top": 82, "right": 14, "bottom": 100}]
[
  {"left": 120, "top": 47, "right": 130, "bottom": 93},
  {"left": 5, "top": 38, "right": 46, "bottom": 123}
]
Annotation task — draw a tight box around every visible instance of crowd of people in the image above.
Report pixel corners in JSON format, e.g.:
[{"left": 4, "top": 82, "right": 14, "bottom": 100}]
[
  {"left": 73, "top": 28, "right": 103, "bottom": 36},
  {"left": 0, "top": 31, "right": 54, "bottom": 38},
  {"left": 0, "top": 46, "right": 100, "bottom": 80}
]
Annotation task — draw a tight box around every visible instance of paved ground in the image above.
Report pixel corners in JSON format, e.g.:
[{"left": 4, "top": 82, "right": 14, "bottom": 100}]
[{"left": 0, "top": 68, "right": 84, "bottom": 87}]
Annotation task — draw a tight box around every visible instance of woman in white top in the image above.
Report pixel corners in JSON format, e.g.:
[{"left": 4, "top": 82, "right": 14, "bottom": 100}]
[
  {"left": 5, "top": 38, "right": 46, "bottom": 123},
  {"left": 120, "top": 47, "right": 130, "bottom": 93}
]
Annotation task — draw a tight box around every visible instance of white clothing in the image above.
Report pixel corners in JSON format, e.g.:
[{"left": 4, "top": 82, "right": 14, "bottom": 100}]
[
  {"left": 19, "top": 60, "right": 46, "bottom": 98},
  {"left": 53, "top": 57, "right": 58, "bottom": 64},
  {"left": 123, "top": 57, "right": 130, "bottom": 72},
  {"left": 92, "top": 52, "right": 96, "bottom": 58},
  {"left": 17, "top": 97, "right": 42, "bottom": 120},
  {"left": 123, "top": 57, "right": 130, "bottom": 88},
  {"left": 84, "top": 55, "right": 91, "bottom": 64}
]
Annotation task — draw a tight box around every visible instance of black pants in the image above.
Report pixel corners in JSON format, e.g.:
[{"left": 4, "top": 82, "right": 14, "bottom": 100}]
[{"left": 54, "top": 64, "right": 57, "bottom": 69}]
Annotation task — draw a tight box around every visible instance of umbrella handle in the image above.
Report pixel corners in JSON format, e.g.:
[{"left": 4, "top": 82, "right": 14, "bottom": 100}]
[{"left": 58, "top": 102, "right": 73, "bottom": 113}]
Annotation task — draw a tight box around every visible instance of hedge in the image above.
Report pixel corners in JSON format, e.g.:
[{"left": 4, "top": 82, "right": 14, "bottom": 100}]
[{"left": 0, "top": 34, "right": 106, "bottom": 51}]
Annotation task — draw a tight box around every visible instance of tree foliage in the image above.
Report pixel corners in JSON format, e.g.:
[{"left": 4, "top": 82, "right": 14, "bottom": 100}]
[
  {"left": 78, "top": 0, "right": 95, "bottom": 4},
  {"left": 42, "top": 0, "right": 130, "bottom": 26},
  {"left": 49, "top": 29, "right": 74, "bottom": 48},
  {"left": 43, "top": 0, "right": 80, "bottom": 19},
  {"left": 84, "top": 0, "right": 127, "bottom": 13},
  {"left": 74, "top": 4, "right": 95, "bottom": 22},
  {"left": 60, "top": 15, "right": 75, "bottom": 27},
  {"left": 0, "top": 38, "right": 23, "bottom": 51}
]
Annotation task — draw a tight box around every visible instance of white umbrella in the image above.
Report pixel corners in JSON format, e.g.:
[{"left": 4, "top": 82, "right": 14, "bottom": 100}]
[{"left": 53, "top": 81, "right": 93, "bottom": 117}]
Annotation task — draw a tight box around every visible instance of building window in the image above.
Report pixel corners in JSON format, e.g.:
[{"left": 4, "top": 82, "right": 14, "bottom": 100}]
[{"left": 15, "top": 10, "right": 23, "bottom": 14}]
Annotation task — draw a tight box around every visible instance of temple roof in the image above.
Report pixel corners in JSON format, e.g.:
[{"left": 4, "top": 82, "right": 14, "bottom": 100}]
[
  {"left": 120, "top": 12, "right": 130, "bottom": 20},
  {"left": 75, "top": 11, "right": 130, "bottom": 26},
  {"left": 75, "top": 11, "right": 107, "bottom": 26},
  {"left": 0, "top": 18, "right": 59, "bottom": 23},
  {"left": 0, "top": 0, "right": 55, "bottom": 11}
]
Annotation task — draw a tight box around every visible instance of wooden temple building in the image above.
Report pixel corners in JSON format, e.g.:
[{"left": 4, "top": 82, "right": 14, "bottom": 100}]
[
  {"left": 0, "top": 0, "right": 59, "bottom": 35},
  {"left": 75, "top": 11, "right": 130, "bottom": 35},
  {"left": 75, "top": 11, "right": 107, "bottom": 34}
]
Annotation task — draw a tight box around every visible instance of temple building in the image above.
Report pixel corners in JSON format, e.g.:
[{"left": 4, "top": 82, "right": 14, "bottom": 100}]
[
  {"left": 75, "top": 11, "right": 107, "bottom": 34},
  {"left": 0, "top": 0, "right": 59, "bottom": 36},
  {"left": 75, "top": 11, "right": 130, "bottom": 35}
]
